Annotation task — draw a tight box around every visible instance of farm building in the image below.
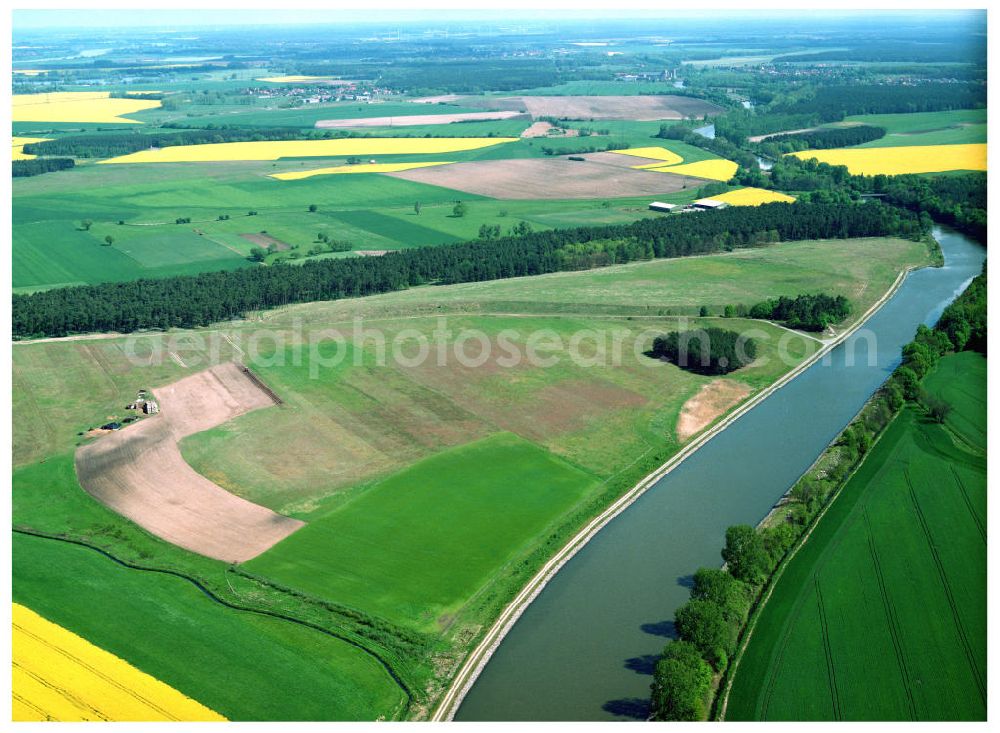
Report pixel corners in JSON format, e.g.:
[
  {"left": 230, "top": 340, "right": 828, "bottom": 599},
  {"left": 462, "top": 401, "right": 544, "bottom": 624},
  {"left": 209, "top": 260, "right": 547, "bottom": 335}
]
[
  {"left": 143, "top": 400, "right": 159, "bottom": 414},
  {"left": 648, "top": 201, "right": 678, "bottom": 213},
  {"left": 692, "top": 199, "right": 728, "bottom": 210}
]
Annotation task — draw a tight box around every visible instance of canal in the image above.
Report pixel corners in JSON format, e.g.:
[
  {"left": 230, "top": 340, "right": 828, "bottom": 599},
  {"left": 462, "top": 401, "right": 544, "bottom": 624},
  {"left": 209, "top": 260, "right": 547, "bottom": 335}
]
[{"left": 455, "top": 227, "right": 985, "bottom": 721}]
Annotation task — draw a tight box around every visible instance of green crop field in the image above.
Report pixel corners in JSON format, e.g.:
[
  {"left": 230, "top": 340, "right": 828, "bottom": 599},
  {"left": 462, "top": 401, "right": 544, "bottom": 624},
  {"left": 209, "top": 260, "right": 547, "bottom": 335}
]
[
  {"left": 13, "top": 153, "right": 719, "bottom": 290},
  {"left": 13, "top": 533, "right": 406, "bottom": 721},
  {"left": 247, "top": 433, "right": 600, "bottom": 629},
  {"left": 837, "top": 109, "right": 987, "bottom": 147},
  {"left": 726, "top": 351, "right": 986, "bottom": 721}
]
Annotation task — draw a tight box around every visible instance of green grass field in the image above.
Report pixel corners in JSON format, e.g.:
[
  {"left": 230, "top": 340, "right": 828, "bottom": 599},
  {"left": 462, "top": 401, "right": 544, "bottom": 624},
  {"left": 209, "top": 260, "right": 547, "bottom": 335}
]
[
  {"left": 247, "top": 433, "right": 600, "bottom": 629},
  {"left": 257, "top": 236, "right": 930, "bottom": 323},
  {"left": 726, "top": 351, "right": 986, "bottom": 721},
  {"left": 836, "top": 109, "right": 987, "bottom": 148}
]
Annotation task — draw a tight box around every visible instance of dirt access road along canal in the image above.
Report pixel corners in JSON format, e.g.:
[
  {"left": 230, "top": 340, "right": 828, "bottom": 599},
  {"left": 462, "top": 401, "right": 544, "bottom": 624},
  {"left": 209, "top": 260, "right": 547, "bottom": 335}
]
[{"left": 454, "top": 226, "right": 984, "bottom": 721}]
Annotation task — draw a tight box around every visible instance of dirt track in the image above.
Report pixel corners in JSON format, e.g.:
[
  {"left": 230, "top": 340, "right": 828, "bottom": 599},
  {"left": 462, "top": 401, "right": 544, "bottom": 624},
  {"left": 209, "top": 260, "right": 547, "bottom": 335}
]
[
  {"left": 388, "top": 157, "right": 704, "bottom": 199},
  {"left": 75, "top": 363, "right": 303, "bottom": 563}
]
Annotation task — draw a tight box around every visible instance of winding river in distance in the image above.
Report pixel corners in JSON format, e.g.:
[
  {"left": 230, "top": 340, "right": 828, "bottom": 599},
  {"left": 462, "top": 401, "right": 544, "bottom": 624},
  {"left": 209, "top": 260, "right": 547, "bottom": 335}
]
[{"left": 456, "top": 227, "right": 985, "bottom": 721}]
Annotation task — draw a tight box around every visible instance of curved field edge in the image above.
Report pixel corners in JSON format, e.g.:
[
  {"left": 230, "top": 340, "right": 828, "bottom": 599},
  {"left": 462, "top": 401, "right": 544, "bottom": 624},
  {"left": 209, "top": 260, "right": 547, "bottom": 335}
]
[
  {"left": 723, "top": 352, "right": 985, "bottom": 721},
  {"left": 12, "top": 530, "right": 409, "bottom": 721}
]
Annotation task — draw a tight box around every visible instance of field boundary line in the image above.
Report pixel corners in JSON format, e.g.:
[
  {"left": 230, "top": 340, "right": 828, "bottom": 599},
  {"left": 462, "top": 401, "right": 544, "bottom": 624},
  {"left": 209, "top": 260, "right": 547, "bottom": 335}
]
[
  {"left": 11, "top": 528, "right": 415, "bottom": 715},
  {"left": 431, "top": 265, "right": 916, "bottom": 721}
]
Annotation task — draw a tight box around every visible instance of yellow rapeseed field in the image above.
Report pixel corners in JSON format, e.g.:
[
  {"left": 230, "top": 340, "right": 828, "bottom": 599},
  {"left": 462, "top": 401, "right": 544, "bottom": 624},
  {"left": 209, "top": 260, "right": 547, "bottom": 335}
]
[
  {"left": 271, "top": 160, "right": 453, "bottom": 180},
  {"left": 12, "top": 137, "right": 51, "bottom": 161},
  {"left": 696, "top": 187, "right": 797, "bottom": 207},
  {"left": 788, "top": 143, "right": 987, "bottom": 175},
  {"left": 257, "top": 75, "right": 339, "bottom": 83},
  {"left": 101, "top": 137, "right": 517, "bottom": 164},
  {"left": 13, "top": 69, "right": 48, "bottom": 76},
  {"left": 610, "top": 146, "right": 685, "bottom": 166},
  {"left": 649, "top": 158, "right": 739, "bottom": 181},
  {"left": 12, "top": 603, "right": 226, "bottom": 722},
  {"left": 13, "top": 92, "right": 160, "bottom": 124}
]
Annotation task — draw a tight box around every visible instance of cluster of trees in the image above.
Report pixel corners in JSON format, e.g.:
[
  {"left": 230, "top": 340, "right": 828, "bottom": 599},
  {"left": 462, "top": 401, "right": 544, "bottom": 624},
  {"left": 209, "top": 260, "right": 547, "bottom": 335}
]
[
  {"left": 651, "top": 328, "right": 758, "bottom": 375},
  {"left": 12, "top": 158, "right": 75, "bottom": 177},
  {"left": 649, "top": 269, "right": 986, "bottom": 720},
  {"left": 881, "top": 172, "right": 987, "bottom": 243},
  {"left": 12, "top": 202, "right": 927, "bottom": 338},
  {"left": 749, "top": 293, "right": 851, "bottom": 332},
  {"left": 758, "top": 124, "right": 886, "bottom": 152},
  {"left": 937, "top": 263, "right": 986, "bottom": 353},
  {"left": 478, "top": 221, "right": 533, "bottom": 240}
]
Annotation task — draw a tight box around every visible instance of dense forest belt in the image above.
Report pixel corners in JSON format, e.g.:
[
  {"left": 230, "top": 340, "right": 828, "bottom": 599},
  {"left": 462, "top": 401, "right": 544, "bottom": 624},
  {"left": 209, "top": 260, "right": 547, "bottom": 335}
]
[
  {"left": 12, "top": 202, "right": 924, "bottom": 339},
  {"left": 11, "top": 526, "right": 415, "bottom": 712}
]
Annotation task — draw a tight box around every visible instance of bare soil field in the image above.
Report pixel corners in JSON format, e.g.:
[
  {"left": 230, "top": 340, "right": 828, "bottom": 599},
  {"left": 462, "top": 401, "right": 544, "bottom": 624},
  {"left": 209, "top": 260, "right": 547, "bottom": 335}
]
[
  {"left": 520, "top": 121, "right": 581, "bottom": 138},
  {"left": 316, "top": 111, "right": 527, "bottom": 128},
  {"left": 240, "top": 232, "right": 291, "bottom": 251},
  {"left": 409, "top": 94, "right": 462, "bottom": 104},
  {"left": 75, "top": 362, "right": 303, "bottom": 562},
  {"left": 675, "top": 379, "right": 752, "bottom": 441},
  {"left": 388, "top": 157, "right": 704, "bottom": 199},
  {"left": 462, "top": 95, "right": 722, "bottom": 121}
]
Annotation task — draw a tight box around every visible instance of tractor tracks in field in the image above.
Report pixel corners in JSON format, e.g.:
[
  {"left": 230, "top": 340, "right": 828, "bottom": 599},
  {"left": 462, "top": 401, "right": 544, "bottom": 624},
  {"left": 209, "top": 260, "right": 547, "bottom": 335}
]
[
  {"left": 904, "top": 470, "right": 986, "bottom": 707},
  {"left": 863, "top": 509, "right": 917, "bottom": 720},
  {"left": 11, "top": 527, "right": 415, "bottom": 714}
]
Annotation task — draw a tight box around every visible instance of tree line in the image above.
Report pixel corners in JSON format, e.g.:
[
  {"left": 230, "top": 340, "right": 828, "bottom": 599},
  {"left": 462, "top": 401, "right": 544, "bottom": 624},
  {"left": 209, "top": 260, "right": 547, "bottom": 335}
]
[
  {"left": 648, "top": 267, "right": 987, "bottom": 720},
  {"left": 12, "top": 158, "right": 75, "bottom": 177},
  {"left": 12, "top": 202, "right": 926, "bottom": 339}
]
